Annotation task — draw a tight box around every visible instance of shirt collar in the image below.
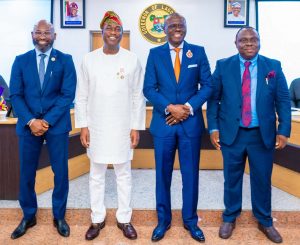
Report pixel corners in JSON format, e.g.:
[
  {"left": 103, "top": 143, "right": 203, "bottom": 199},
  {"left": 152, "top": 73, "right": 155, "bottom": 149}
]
[
  {"left": 239, "top": 54, "right": 258, "bottom": 66},
  {"left": 35, "top": 47, "right": 52, "bottom": 57},
  {"left": 168, "top": 42, "right": 184, "bottom": 50}
]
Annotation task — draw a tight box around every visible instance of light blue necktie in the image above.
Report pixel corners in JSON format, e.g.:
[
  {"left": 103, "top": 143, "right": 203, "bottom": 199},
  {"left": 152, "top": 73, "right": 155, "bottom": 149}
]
[{"left": 39, "top": 53, "right": 46, "bottom": 88}]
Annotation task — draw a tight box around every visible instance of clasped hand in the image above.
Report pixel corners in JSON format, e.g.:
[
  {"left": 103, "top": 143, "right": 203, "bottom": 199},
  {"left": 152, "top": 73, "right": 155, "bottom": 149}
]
[
  {"left": 29, "top": 119, "right": 49, "bottom": 136},
  {"left": 166, "top": 104, "right": 190, "bottom": 125}
]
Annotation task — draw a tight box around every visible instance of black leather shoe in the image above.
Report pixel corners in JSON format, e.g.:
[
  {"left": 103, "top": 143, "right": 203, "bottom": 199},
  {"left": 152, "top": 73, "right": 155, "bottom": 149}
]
[
  {"left": 219, "top": 221, "right": 236, "bottom": 239},
  {"left": 184, "top": 224, "right": 205, "bottom": 242},
  {"left": 11, "top": 217, "right": 37, "bottom": 239},
  {"left": 85, "top": 221, "right": 105, "bottom": 240},
  {"left": 258, "top": 223, "right": 283, "bottom": 243},
  {"left": 53, "top": 219, "right": 70, "bottom": 237},
  {"left": 151, "top": 223, "right": 171, "bottom": 242}
]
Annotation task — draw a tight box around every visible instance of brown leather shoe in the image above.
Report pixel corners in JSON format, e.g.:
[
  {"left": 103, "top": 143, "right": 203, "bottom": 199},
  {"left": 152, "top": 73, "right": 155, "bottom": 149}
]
[
  {"left": 219, "top": 221, "right": 236, "bottom": 239},
  {"left": 85, "top": 221, "right": 105, "bottom": 240},
  {"left": 258, "top": 223, "right": 283, "bottom": 243},
  {"left": 117, "top": 221, "right": 137, "bottom": 240}
]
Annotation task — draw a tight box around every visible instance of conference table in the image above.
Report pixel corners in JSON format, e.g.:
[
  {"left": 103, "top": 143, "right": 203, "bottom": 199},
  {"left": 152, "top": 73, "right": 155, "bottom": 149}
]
[{"left": 0, "top": 109, "right": 299, "bottom": 200}]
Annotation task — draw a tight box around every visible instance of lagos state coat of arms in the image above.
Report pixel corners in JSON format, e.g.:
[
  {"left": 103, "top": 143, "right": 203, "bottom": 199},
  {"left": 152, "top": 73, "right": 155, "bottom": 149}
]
[{"left": 139, "top": 3, "right": 176, "bottom": 44}]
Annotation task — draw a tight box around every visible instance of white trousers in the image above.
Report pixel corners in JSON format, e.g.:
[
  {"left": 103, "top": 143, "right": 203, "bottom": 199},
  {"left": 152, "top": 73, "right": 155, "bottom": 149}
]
[{"left": 89, "top": 161, "right": 132, "bottom": 223}]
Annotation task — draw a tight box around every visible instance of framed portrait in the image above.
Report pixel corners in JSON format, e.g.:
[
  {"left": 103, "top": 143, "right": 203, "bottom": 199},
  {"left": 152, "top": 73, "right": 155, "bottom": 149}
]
[
  {"left": 224, "top": 0, "right": 249, "bottom": 28},
  {"left": 60, "top": 0, "right": 85, "bottom": 28}
]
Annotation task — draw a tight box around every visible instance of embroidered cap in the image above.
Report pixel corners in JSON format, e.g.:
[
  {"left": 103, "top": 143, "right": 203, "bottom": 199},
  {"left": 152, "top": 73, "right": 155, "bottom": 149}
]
[{"left": 100, "top": 11, "right": 123, "bottom": 29}]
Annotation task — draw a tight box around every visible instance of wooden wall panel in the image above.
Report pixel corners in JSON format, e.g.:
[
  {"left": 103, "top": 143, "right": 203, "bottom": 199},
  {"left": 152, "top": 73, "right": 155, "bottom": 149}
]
[
  {"left": 90, "top": 30, "right": 130, "bottom": 51},
  {"left": 0, "top": 124, "right": 20, "bottom": 200}
]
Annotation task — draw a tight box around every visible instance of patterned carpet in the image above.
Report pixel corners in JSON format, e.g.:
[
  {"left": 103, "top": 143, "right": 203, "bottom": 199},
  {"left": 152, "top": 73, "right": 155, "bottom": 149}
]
[{"left": 1, "top": 209, "right": 299, "bottom": 244}]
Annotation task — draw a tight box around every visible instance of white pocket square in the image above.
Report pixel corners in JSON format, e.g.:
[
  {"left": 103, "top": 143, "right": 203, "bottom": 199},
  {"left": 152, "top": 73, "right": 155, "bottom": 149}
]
[{"left": 188, "top": 64, "right": 198, "bottom": 68}]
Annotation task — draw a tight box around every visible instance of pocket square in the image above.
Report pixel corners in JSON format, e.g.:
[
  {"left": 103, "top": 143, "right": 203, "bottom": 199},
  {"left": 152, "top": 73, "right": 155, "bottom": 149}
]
[{"left": 188, "top": 64, "right": 198, "bottom": 68}]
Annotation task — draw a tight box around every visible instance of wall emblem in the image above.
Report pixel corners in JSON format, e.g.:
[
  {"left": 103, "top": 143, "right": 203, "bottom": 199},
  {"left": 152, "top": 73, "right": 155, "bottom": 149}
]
[{"left": 139, "top": 3, "right": 176, "bottom": 44}]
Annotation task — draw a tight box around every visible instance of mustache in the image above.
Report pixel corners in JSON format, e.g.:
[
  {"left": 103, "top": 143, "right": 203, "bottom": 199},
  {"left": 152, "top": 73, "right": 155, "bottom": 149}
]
[{"left": 32, "top": 39, "right": 54, "bottom": 48}]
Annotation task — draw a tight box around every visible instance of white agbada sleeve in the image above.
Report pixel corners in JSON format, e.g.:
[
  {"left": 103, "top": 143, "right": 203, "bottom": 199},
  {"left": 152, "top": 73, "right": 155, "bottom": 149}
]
[
  {"left": 74, "top": 56, "right": 89, "bottom": 128},
  {"left": 131, "top": 59, "right": 146, "bottom": 130}
]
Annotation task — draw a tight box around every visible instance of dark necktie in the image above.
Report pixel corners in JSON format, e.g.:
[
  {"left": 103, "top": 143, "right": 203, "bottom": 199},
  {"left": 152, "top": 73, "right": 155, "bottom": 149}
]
[
  {"left": 174, "top": 48, "right": 181, "bottom": 82},
  {"left": 39, "top": 53, "right": 46, "bottom": 88},
  {"left": 241, "top": 61, "right": 252, "bottom": 127}
]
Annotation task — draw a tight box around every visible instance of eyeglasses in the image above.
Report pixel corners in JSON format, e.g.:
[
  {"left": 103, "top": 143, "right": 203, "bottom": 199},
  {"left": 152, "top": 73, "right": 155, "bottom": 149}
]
[
  {"left": 33, "top": 31, "right": 52, "bottom": 36},
  {"left": 239, "top": 38, "right": 259, "bottom": 44},
  {"left": 167, "top": 23, "right": 186, "bottom": 30}
]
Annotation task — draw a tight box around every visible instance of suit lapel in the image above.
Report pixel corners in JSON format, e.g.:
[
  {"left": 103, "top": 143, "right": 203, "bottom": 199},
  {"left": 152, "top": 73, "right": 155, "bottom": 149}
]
[
  {"left": 256, "top": 55, "right": 268, "bottom": 101},
  {"left": 160, "top": 43, "right": 177, "bottom": 85},
  {"left": 178, "top": 41, "right": 188, "bottom": 86},
  {"left": 42, "top": 49, "right": 57, "bottom": 93},
  {"left": 30, "top": 50, "right": 41, "bottom": 91},
  {"left": 231, "top": 55, "right": 242, "bottom": 100}
]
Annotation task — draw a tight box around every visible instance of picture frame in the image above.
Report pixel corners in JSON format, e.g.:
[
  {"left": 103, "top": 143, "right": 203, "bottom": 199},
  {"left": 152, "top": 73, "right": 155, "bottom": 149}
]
[
  {"left": 224, "top": 0, "right": 249, "bottom": 28},
  {"left": 60, "top": 0, "right": 85, "bottom": 28}
]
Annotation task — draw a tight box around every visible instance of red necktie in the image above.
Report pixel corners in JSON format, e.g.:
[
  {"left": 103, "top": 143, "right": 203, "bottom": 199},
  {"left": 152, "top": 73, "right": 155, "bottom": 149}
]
[{"left": 241, "top": 61, "right": 252, "bottom": 127}]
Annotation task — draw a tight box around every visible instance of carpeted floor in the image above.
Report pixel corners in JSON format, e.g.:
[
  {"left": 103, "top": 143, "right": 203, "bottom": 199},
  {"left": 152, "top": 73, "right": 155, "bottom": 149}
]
[
  {"left": 1, "top": 209, "right": 299, "bottom": 245},
  {"left": 1, "top": 170, "right": 299, "bottom": 244}
]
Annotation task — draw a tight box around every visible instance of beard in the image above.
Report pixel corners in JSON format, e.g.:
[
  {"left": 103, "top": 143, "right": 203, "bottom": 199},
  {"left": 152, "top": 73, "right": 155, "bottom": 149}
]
[{"left": 32, "top": 38, "right": 54, "bottom": 52}]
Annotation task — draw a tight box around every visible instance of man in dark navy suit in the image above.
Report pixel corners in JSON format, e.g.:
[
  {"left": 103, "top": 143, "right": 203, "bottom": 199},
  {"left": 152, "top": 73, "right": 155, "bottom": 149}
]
[
  {"left": 144, "top": 13, "right": 212, "bottom": 243},
  {"left": 10, "top": 19, "right": 76, "bottom": 239},
  {"left": 207, "top": 27, "right": 291, "bottom": 244}
]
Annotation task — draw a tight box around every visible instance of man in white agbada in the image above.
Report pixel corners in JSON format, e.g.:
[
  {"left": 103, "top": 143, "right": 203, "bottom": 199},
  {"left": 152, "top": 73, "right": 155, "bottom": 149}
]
[{"left": 75, "top": 11, "right": 145, "bottom": 241}]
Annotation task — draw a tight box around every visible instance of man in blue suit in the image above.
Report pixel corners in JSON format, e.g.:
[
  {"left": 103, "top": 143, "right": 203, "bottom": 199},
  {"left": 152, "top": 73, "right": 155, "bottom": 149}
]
[
  {"left": 10, "top": 20, "right": 76, "bottom": 239},
  {"left": 143, "top": 13, "right": 212, "bottom": 243},
  {"left": 207, "top": 27, "right": 291, "bottom": 244}
]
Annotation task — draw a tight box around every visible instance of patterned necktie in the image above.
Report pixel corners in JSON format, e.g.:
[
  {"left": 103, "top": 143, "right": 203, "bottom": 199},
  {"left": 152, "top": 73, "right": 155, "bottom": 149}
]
[
  {"left": 39, "top": 53, "right": 46, "bottom": 88},
  {"left": 241, "top": 61, "right": 252, "bottom": 127},
  {"left": 174, "top": 48, "right": 181, "bottom": 82}
]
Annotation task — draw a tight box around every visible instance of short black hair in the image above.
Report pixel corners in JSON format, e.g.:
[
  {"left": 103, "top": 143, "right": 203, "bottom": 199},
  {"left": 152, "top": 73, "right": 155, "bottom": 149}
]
[
  {"left": 235, "top": 26, "right": 260, "bottom": 41},
  {"left": 164, "top": 12, "right": 186, "bottom": 28}
]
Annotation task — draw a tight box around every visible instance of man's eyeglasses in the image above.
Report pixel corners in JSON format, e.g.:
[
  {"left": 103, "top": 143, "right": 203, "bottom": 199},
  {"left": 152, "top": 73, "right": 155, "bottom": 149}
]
[
  {"left": 167, "top": 23, "right": 186, "bottom": 30},
  {"left": 33, "top": 31, "right": 52, "bottom": 36},
  {"left": 239, "top": 38, "right": 259, "bottom": 44}
]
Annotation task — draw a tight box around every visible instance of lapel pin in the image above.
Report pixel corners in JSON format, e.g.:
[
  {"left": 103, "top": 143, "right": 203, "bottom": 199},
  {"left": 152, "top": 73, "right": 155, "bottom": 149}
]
[
  {"left": 186, "top": 50, "right": 193, "bottom": 58},
  {"left": 51, "top": 57, "right": 56, "bottom": 62}
]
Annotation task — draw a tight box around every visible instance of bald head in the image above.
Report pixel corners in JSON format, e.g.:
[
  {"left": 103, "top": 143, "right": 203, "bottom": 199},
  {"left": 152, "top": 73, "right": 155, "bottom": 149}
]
[{"left": 33, "top": 19, "right": 54, "bottom": 33}]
